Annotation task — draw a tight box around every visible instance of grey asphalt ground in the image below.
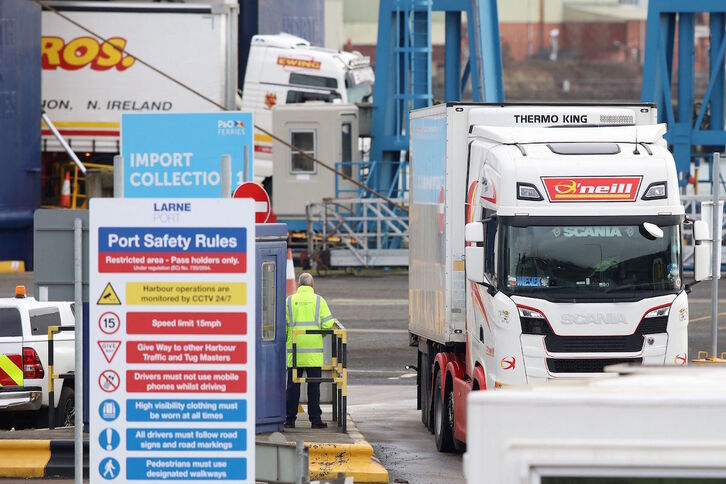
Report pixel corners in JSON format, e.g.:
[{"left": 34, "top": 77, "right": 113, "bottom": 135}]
[{"left": 3, "top": 271, "right": 726, "bottom": 484}]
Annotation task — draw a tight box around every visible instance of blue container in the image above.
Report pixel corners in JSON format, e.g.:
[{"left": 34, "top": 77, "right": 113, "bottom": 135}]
[
  {"left": 258, "top": 0, "right": 324, "bottom": 46},
  {"left": 254, "top": 223, "right": 288, "bottom": 433},
  {"left": 0, "top": 0, "right": 41, "bottom": 268}
]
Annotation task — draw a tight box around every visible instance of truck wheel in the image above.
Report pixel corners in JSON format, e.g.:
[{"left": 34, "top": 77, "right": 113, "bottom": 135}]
[
  {"left": 433, "top": 371, "right": 454, "bottom": 452},
  {"left": 56, "top": 386, "right": 75, "bottom": 428},
  {"left": 448, "top": 389, "right": 467, "bottom": 453}
]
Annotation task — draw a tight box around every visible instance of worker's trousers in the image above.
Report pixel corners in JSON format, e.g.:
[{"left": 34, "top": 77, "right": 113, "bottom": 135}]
[{"left": 286, "top": 367, "right": 322, "bottom": 424}]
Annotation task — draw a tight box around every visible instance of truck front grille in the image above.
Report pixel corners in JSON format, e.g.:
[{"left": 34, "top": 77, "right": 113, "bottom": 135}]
[
  {"left": 545, "top": 334, "right": 643, "bottom": 353},
  {"left": 546, "top": 357, "right": 642, "bottom": 373}
]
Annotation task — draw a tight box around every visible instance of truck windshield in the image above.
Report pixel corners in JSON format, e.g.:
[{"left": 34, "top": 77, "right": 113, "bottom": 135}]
[{"left": 501, "top": 224, "right": 681, "bottom": 300}]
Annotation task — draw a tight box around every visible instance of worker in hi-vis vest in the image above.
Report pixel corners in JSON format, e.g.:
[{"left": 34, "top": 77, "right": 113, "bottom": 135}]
[{"left": 285, "top": 272, "right": 335, "bottom": 429}]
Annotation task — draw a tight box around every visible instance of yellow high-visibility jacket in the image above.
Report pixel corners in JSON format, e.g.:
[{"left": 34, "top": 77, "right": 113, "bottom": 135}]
[{"left": 286, "top": 286, "right": 334, "bottom": 368}]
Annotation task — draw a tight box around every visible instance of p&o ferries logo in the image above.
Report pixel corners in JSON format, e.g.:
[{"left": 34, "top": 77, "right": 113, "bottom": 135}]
[
  {"left": 542, "top": 176, "right": 642, "bottom": 202},
  {"left": 217, "top": 120, "right": 246, "bottom": 137}
]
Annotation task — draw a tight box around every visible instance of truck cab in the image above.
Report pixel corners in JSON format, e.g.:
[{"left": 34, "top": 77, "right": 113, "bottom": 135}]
[
  {"left": 241, "top": 33, "right": 374, "bottom": 179},
  {"left": 409, "top": 103, "right": 709, "bottom": 452},
  {"left": 465, "top": 105, "right": 688, "bottom": 387}
]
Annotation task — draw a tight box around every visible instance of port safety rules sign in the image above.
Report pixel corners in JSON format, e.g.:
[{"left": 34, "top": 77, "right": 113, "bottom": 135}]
[{"left": 89, "top": 198, "right": 255, "bottom": 483}]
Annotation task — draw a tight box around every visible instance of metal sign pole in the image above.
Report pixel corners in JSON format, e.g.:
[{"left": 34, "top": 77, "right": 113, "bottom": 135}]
[
  {"left": 221, "top": 154, "right": 232, "bottom": 198},
  {"left": 113, "top": 155, "right": 124, "bottom": 198},
  {"left": 712, "top": 152, "right": 720, "bottom": 358},
  {"left": 74, "top": 218, "right": 83, "bottom": 484}
]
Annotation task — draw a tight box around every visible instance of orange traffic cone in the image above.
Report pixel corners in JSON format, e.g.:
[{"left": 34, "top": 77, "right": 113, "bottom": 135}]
[
  {"left": 286, "top": 249, "right": 296, "bottom": 296},
  {"left": 60, "top": 171, "right": 71, "bottom": 208}
]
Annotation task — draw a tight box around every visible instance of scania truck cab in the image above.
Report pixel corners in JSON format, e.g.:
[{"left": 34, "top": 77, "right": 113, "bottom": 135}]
[{"left": 409, "top": 103, "right": 712, "bottom": 452}]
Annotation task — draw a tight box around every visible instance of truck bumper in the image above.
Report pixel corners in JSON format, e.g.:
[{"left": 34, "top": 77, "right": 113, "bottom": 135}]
[{"left": 0, "top": 386, "right": 42, "bottom": 411}]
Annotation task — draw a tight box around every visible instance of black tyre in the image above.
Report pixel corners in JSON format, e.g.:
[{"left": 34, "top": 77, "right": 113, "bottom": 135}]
[
  {"left": 56, "top": 386, "right": 75, "bottom": 428},
  {"left": 433, "top": 371, "right": 454, "bottom": 452},
  {"left": 448, "top": 388, "right": 466, "bottom": 453}
]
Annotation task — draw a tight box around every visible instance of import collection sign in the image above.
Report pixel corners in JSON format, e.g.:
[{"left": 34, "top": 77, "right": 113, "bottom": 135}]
[
  {"left": 89, "top": 198, "right": 255, "bottom": 482},
  {"left": 121, "top": 113, "right": 254, "bottom": 197}
]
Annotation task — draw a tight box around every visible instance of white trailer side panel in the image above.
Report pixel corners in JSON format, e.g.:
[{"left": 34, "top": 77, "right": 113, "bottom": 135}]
[
  {"left": 41, "top": 2, "right": 237, "bottom": 152},
  {"left": 409, "top": 104, "right": 467, "bottom": 344}
]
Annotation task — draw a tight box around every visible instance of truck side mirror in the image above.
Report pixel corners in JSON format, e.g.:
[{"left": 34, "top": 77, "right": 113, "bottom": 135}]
[
  {"left": 465, "top": 222, "right": 485, "bottom": 284},
  {"left": 694, "top": 219, "right": 713, "bottom": 282},
  {"left": 465, "top": 222, "right": 496, "bottom": 294}
]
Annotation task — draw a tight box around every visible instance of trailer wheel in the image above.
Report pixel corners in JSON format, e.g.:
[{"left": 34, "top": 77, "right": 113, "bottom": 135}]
[
  {"left": 433, "top": 371, "right": 454, "bottom": 452},
  {"left": 56, "top": 386, "right": 75, "bottom": 428}
]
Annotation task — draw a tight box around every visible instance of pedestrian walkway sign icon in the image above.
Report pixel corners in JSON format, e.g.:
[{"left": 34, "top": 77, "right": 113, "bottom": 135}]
[
  {"left": 99, "top": 399, "right": 120, "bottom": 422},
  {"left": 99, "top": 457, "right": 120, "bottom": 480},
  {"left": 99, "top": 428, "right": 120, "bottom": 451},
  {"left": 98, "top": 283, "right": 121, "bottom": 305}
]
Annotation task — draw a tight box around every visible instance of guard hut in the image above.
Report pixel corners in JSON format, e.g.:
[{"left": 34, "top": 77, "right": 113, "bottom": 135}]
[
  {"left": 271, "top": 103, "right": 359, "bottom": 229},
  {"left": 254, "top": 223, "right": 288, "bottom": 433}
]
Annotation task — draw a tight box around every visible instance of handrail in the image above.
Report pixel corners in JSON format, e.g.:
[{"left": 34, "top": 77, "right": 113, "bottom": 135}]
[
  {"left": 290, "top": 320, "right": 347, "bottom": 432},
  {"left": 48, "top": 325, "right": 75, "bottom": 429}
]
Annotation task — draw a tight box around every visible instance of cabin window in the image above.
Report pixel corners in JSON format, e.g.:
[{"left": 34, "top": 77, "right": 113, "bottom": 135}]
[{"left": 290, "top": 130, "right": 317, "bottom": 173}]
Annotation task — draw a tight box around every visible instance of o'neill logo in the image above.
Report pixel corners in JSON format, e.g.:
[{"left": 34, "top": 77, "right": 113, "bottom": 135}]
[
  {"left": 542, "top": 176, "right": 642, "bottom": 202},
  {"left": 500, "top": 356, "right": 516, "bottom": 370}
]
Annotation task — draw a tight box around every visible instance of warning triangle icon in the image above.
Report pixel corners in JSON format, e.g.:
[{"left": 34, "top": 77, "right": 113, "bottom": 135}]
[
  {"left": 97, "top": 283, "right": 121, "bottom": 305},
  {"left": 98, "top": 341, "right": 121, "bottom": 363}
]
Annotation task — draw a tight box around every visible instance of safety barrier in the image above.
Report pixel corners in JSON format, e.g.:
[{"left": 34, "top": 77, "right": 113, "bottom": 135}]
[
  {"left": 691, "top": 351, "right": 726, "bottom": 365},
  {"left": 291, "top": 320, "right": 348, "bottom": 432},
  {"left": 47, "top": 325, "right": 75, "bottom": 429}
]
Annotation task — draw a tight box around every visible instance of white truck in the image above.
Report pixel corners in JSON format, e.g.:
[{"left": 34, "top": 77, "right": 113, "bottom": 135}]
[
  {"left": 464, "top": 366, "right": 726, "bottom": 483},
  {"left": 42, "top": 3, "right": 374, "bottom": 183},
  {"left": 0, "top": 286, "right": 76, "bottom": 427},
  {"left": 409, "top": 103, "right": 712, "bottom": 452},
  {"left": 41, "top": 1, "right": 238, "bottom": 157},
  {"left": 241, "top": 33, "right": 374, "bottom": 179}
]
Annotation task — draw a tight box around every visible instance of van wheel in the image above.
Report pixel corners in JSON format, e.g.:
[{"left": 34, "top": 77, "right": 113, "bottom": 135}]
[
  {"left": 56, "top": 386, "right": 75, "bottom": 428},
  {"left": 433, "top": 372, "right": 454, "bottom": 452}
]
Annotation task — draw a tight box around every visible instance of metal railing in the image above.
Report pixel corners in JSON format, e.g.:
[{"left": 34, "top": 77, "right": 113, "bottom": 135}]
[
  {"left": 290, "top": 320, "right": 347, "bottom": 432},
  {"left": 48, "top": 325, "right": 75, "bottom": 429},
  {"left": 334, "top": 160, "right": 409, "bottom": 201},
  {"left": 305, "top": 198, "right": 409, "bottom": 268}
]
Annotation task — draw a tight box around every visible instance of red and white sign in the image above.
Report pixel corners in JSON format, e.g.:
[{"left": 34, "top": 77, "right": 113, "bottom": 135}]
[
  {"left": 126, "top": 340, "right": 246, "bottom": 364},
  {"left": 98, "top": 312, "right": 121, "bottom": 335},
  {"left": 99, "top": 369, "right": 120, "bottom": 392},
  {"left": 126, "top": 369, "right": 246, "bottom": 393},
  {"left": 97, "top": 341, "right": 121, "bottom": 363},
  {"left": 233, "top": 182, "right": 271, "bottom": 223},
  {"left": 541, "top": 176, "right": 642, "bottom": 202}
]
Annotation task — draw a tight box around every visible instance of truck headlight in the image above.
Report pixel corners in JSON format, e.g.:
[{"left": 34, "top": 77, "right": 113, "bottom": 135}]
[
  {"left": 642, "top": 182, "right": 667, "bottom": 200},
  {"left": 644, "top": 305, "right": 670, "bottom": 318},
  {"left": 517, "top": 183, "right": 543, "bottom": 201}
]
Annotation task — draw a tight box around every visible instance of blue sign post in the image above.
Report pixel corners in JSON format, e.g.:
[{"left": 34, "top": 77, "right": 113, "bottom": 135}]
[{"left": 121, "top": 112, "right": 253, "bottom": 197}]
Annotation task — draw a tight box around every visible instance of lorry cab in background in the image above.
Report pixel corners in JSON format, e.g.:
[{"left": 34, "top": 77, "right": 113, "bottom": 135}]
[{"left": 241, "top": 33, "right": 374, "bottom": 180}]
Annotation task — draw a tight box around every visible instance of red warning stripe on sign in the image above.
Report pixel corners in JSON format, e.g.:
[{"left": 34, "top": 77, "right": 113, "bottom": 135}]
[
  {"left": 126, "top": 312, "right": 246, "bottom": 335},
  {"left": 126, "top": 341, "right": 246, "bottom": 364},
  {"left": 98, "top": 252, "right": 246, "bottom": 273},
  {"left": 126, "top": 370, "right": 246, "bottom": 393}
]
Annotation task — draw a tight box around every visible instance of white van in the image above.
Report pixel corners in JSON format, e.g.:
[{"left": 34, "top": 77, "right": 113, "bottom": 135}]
[
  {"left": 241, "top": 33, "right": 374, "bottom": 180},
  {"left": 0, "top": 286, "right": 75, "bottom": 427}
]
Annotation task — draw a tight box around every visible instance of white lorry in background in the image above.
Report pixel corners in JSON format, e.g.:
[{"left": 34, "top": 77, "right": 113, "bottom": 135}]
[
  {"left": 0, "top": 286, "right": 75, "bottom": 427},
  {"left": 241, "top": 33, "right": 374, "bottom": 179},
  {"left": 464, "top": 366, "right": 726, "bottom": 483},
  {"left": 408, "top": 103, "right": 713, "bottom": 452}
]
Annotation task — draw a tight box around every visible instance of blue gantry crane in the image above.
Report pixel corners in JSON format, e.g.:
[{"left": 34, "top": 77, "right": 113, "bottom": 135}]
[
  {"left": 369, "top": 0, "right": 504, "bottom": 197},
  {"left": 309, "top": 0, "right": 504, "bottom": 267},
  {"left": 641, "top": 0, "right": 726, "bottom": 186}
]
